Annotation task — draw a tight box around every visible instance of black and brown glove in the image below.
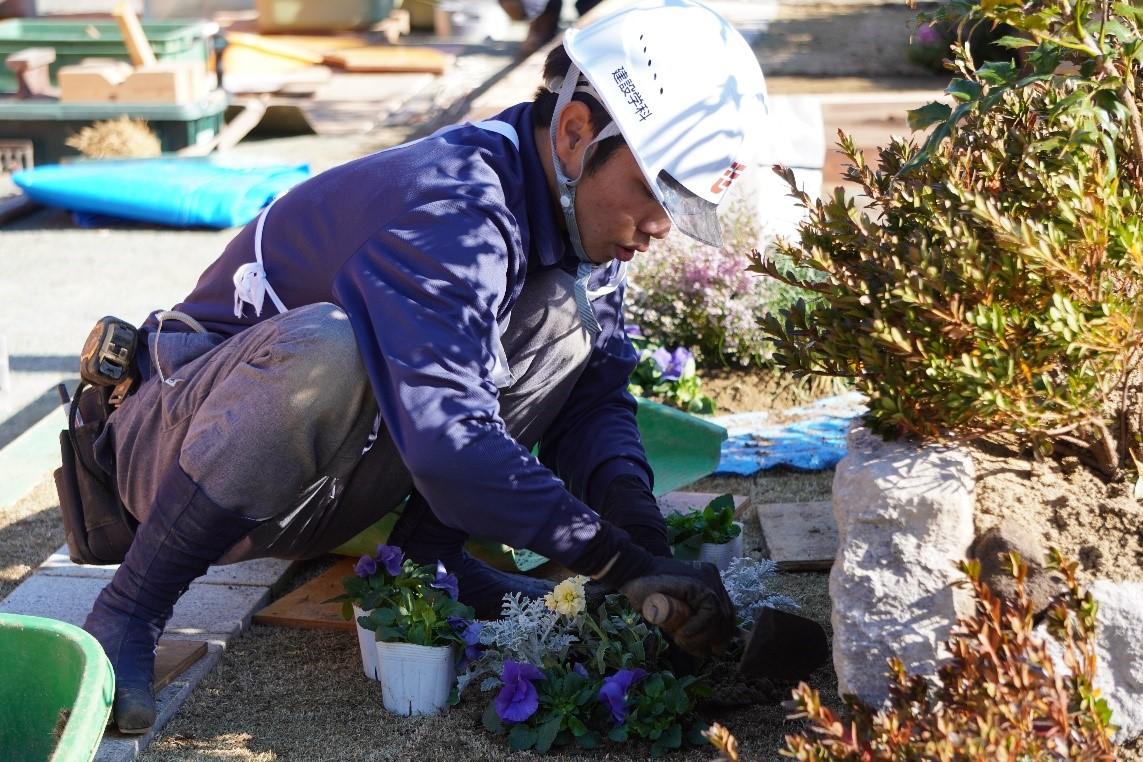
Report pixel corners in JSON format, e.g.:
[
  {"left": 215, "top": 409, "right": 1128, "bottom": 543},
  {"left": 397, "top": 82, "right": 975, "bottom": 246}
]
[{"left": 571, "top": 525, "right": 736, "bottom": 656}]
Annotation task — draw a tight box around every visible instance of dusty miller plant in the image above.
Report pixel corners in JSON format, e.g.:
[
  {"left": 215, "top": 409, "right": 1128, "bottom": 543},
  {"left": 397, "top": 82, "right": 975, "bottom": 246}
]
[
  {"left": 752, "top": 0, "right": 1143, "bottom": 476},
  {"left": 720, "top": 557, "right": 799, "bottom": 626}
]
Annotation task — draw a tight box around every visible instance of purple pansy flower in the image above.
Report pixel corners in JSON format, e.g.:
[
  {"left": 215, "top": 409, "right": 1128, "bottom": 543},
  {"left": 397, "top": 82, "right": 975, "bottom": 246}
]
[
  {"left": 354, "top": 554, "right": 377, "bottom": 578},
  {"left": 375, "top": 544, "right": 404, "bottom": 577},
  {"left": 449, "top": 617, "right": 484, "bottom": 669},
  {"left": 495, "top": 661, "right": 545, "bottom": 723},
  {"left": 915, "top": 23, "right": 941, "bottom": 45},
  {"left": 624, "top": 323, "right": 644, "bottom": 338},
  {"left": 650, "top": 346, "right": 694, "bottom": 381},
  {"left": 598, "top": 668, "right": 647, "bottom": 725},
  {"left": 430, "top": 561, "right": 460, "bottom": 600},
  {"left": 571, "top": 662, "right": 589, "bottom": 678}
]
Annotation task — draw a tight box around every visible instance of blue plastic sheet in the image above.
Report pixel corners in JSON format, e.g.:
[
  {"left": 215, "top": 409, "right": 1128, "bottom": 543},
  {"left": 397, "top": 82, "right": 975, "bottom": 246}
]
[
  {"left": 13, "top": 159, "right": 310, "bottom": 229},
  {"left": 710, "top": 393, "right": 867, "bottom": 475}
]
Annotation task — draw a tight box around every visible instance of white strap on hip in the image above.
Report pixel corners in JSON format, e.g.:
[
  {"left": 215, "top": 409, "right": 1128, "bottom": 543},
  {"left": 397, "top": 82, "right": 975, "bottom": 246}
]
[{"left": 233, "top": 195, "right": 289, "bottom": 318}]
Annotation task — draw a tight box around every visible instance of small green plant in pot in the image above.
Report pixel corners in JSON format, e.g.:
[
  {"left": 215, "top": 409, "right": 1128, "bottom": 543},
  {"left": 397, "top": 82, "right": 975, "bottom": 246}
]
[
  {"left": 330, "top": 544, "right": 479, "bottom": 716},
  {"left": 752, "top": 0, "right": 1143, "bottom": 479},
  {"left": 665, "top": 494, "right": 743, "bottom": 570}
]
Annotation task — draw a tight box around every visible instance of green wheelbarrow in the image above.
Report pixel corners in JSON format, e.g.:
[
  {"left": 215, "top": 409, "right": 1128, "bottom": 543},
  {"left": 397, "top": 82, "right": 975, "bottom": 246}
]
[
  {"left": 333, "top": 397, "right": 727, "bottom": 571},
  {"left": 0, "top": 613, "right": 114, "bottom": 762}
]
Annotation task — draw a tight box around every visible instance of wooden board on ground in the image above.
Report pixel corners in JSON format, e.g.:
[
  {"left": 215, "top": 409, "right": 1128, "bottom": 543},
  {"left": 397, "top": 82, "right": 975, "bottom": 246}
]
[
  {"left": 756, "top": 500, "right": 836, "bottom": 571},
  {"left": 154, "top": 638, "right": 207, "bottom": 692},
  {"left": 322, "top": 47, "right": 452, "bottom": 75},
  {"left": 253, "top": 556, "right": 355, "bottom": 631},
  {"left": 659, "top": 491, "right": 752, "bottom": 520}
]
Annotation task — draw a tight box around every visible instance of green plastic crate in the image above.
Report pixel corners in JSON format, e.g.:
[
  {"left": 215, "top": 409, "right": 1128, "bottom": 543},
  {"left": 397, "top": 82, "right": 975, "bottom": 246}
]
[
  {"left": 0, "top": 89, "right": 228, "bottom": 165},
  {"left": 0, "top": 19, "right": 215, "bottom": 93},
  {"left": 332, "top": 397, "right": 728, "bottom": 571},
  {"left": 0, "top": 613, "right": 114, "bottom": 762}
]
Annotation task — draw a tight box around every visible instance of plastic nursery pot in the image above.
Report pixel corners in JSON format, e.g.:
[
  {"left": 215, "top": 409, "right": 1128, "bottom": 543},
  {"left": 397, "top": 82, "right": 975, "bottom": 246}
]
[
  {"left": 352, "top": 605, "right": 379, "bottom": 681},
  {"left": 699, "top": 523, "right": 744, "bottom": 572},
  {"left": 375, "top": 641, "right": 456, "bottom": 716}
]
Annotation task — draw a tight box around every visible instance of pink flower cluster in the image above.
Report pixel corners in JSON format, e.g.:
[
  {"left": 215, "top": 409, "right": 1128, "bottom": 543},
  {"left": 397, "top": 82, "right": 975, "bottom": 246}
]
[{"left": 626, "top": 203, "right": 799, "bottom": 367}]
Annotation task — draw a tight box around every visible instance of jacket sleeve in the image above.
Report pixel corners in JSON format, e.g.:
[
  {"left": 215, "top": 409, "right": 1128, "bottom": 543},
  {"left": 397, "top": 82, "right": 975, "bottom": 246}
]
[
  {"left": 331, "top": 197, "right": 607, "bottom": 566},
  {"left": 537, "top": 278, "right": 655, "bottom": 512}
]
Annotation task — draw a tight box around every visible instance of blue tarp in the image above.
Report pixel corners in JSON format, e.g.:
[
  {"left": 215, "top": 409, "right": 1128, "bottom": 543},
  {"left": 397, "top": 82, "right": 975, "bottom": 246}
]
[
  {"left": 710, "top": 393, "right": 867, "bottom": 475},
  {"left": 13, "top": 158, "right": 310, "bottom": 229}
]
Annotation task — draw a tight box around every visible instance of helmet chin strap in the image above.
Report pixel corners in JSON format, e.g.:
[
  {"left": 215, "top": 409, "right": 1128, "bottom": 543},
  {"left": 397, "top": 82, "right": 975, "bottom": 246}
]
[{"left": 548, "top": 63, "right": 621, "bottom": 266}]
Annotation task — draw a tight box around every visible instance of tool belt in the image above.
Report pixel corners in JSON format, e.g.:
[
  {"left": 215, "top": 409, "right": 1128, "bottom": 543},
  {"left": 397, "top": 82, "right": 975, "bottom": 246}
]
[{"left": 53, "top": 317, "right": 141, "bottom": 565}]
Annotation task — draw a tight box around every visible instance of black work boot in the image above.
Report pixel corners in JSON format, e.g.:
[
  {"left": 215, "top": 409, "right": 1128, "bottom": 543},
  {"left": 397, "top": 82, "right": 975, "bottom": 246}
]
[
  {"left": 83, "top": 465, "right": 263, "bottom": 734},
  {"left": 390, "top": 491, "right": 553, "bottom": 619}
]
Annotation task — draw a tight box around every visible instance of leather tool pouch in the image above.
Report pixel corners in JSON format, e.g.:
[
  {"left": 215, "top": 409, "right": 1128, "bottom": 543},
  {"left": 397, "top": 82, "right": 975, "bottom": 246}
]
[{"left": 54, "top": 382, "right": 138, "bottom": 565}]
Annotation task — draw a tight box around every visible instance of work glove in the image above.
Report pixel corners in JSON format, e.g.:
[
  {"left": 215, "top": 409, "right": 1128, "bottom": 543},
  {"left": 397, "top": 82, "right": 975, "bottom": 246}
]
[
  {"left": 598, "top": 475, "right": 672, "bottom": 558},
  {"left": 573, "top": 526, "right": 736, "bottom": 656}
]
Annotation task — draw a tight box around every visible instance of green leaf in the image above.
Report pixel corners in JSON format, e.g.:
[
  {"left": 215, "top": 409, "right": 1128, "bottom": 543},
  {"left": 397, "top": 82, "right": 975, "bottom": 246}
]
[
  {"left": 945, "top": 78, "right": 982, "bottom": 102},
  {"left": 976, "top": 61, "right": 1016, "bottom": 85},
  {"left": 507, "top": 724, "right": 538, "bottom": 751},
  {"left": 661, "top": 723, "right": 683, "bottom": 749},
  {"left": 907, "top": 101, "right": 952, "bottom": 131},
  {"left": 482, "top": 702, "right": 504, "bottom": 734},
  {"left": 993, "top": 34, "right": 1036, "bottom": 49},
  {"left": 575, "top": 730, "right": 600, "bottom": 749},
  {"left": 535, "top": 717, "right": 561, "bottom": 753},
  {"left": 608, "top": 725, "right": 630, "bottom": 743}
]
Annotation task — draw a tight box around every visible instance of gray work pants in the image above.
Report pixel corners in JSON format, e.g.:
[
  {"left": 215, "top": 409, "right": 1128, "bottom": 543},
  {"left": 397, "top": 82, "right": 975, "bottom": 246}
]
[{"left": 99, "top": 267, "right": 593, "bottom": 562}]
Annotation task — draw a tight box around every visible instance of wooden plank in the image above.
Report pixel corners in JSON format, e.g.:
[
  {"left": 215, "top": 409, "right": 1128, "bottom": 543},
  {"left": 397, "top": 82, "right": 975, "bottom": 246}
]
[
  {"left": 253, "top": 556, "right": 355, "bottom": 631},
  {"left": 322, "top": 47, "right": 452, "bottom": 75},
  {"left": 154, "top": 638, "right": 207, "bottom": 692},
  {"left": 113, "top": 2, "right": 157, "bottom": 67},
  {"left": 659, "top": 491, "right": 752, "bottom": 521},
  {"left": 756, "top": 500, "right": 836, "bottom": 571}
]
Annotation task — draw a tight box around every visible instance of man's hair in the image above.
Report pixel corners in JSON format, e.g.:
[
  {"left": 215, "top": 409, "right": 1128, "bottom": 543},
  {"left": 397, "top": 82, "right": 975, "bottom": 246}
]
[{"left": 532, "top": 44, "right": 626, "bottom": 176}]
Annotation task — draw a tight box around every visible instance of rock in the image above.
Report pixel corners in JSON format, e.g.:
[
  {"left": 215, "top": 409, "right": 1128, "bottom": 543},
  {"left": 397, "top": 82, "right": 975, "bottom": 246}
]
[
  {"left": 969, "top": 519, "right": 1064, "bottom": 617},
  {"left": 830, "top": 426, "right": 975, "bottom": 704},
  {"left": 1070, "top": 580, "right": 1143, "bottom": 743}
]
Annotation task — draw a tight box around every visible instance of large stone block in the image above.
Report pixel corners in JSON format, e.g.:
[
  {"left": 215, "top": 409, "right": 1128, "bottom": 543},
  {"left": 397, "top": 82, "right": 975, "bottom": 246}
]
[
  {"left": 1078, "top": 580, "right": 1143, "bottom": 743},
  {"left": 830, "top": 426, "right": 975, "bottom": 703}
]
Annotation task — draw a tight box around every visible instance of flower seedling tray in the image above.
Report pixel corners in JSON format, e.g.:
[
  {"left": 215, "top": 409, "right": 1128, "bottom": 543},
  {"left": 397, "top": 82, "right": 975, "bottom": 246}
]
[{"left": 0, "top": 19, "right": 215, "bottom": 93}]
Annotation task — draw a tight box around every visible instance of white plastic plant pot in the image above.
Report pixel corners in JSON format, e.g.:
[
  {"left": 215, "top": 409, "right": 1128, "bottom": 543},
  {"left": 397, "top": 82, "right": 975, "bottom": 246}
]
[
  {"left": 375, "top": 641, "right": 456, "bottom": 716},
  {"left": 699, "top": 523, "right": 744, "bottom": 571},
  {"left": 352, "top": 605, "right": 379, "bottom": 681}
]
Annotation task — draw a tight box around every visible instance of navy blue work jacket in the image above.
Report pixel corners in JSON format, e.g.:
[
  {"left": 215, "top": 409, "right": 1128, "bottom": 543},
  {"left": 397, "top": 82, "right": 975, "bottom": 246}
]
[{"left": 138, "top": 103, "right": 653, "bottom": 567}]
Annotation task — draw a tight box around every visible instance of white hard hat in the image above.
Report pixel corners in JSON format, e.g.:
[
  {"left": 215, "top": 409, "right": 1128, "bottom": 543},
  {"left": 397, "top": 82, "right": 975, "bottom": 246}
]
[{"left": 563, "top": 0, "right": 767, "bottom": 247}]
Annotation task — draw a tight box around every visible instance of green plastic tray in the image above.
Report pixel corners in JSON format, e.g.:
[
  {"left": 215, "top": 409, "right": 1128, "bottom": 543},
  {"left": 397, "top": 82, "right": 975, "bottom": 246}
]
[
  {"left": 0, "top": 89, "right": 228, "bottom": 164},
  {"left": 333, "top": 397, "right": 728, "bottom": 571},
  {"left": 0, "top": 19, "right": 215, "bottom": 93},
  {"left": 0, "top": 613, "right": 114, "bottom": 762}
]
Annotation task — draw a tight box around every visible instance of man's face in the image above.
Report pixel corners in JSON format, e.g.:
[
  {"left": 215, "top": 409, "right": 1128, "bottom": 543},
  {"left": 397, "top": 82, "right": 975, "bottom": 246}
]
[{"left": 574, "top": 145, "right": 672, "bottom": 265}]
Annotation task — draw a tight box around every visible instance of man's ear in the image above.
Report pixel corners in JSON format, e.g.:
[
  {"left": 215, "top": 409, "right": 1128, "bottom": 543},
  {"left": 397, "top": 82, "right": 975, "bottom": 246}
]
[{"left": 554, "top": 100, "right": 595, "bottom": 180}]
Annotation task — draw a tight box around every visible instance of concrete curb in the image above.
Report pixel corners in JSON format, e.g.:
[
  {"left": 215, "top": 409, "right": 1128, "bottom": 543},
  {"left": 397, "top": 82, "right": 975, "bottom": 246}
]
[{"left": 0, "top": 405, "right": 64, "bottom": 508}]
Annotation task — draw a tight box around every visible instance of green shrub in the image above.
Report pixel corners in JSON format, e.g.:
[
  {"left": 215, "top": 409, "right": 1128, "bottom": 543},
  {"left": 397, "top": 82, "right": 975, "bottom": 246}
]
[
  {"left": 753, "top": 0, "right": 1143, "bottom": 476},
  {"left": 780, "top": 551, "right": 1117, "bottom": 758}
]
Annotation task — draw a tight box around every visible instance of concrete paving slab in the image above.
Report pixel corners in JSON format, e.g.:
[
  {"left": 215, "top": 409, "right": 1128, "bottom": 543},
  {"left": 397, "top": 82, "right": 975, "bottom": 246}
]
[
  {"left": 40, "top": 544, "right": 297, "bottom": 587},
  {"left": 0, "top": 574, "right": 271, "bottom": 638},
  {"left": 92, "top": 643, "right": 226, "bottom": 762}
]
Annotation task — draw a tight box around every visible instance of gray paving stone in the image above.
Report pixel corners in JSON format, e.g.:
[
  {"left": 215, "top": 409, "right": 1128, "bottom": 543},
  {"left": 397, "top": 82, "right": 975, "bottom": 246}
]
[
  {"left": 92, "top": 643, "right": 225, "bottom": 762},
  {"left": 40, "top": 544, "right": 297, "bottom": 587},
  {"left": 0, "top": 574, "right": 270, "bottom": 638}
]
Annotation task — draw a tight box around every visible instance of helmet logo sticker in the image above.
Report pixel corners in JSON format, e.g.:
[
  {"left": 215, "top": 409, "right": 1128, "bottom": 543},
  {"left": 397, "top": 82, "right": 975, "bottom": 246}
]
[
  {"left": 613, "top": 66, "right": 653, "bottom": 122},
  {"left": 710, "top": 162, "right": 747, "bottom": 195}
]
